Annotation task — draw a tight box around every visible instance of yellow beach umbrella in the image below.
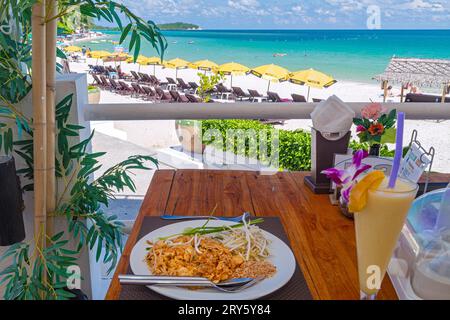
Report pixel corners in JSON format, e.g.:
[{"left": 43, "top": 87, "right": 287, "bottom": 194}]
[
  {"left": 164, "top": 58, "right": 190, "bottom": 78},
  {"left": 88, "top": 50, "right": 111, "bottom": 59},
  {"left": 289, "top": 68, "right": 337, "bottom": 101},
  {"left": 145, "top": 56, "right": 164, "bottom": 75},
  {"left": 218, "top": 62, "right": 250, "bottom": 87},
  {"left": 218, "top": 62, "right": 250, "bottom": 75},
  {"left": 251, "top": 64, "right": 290, "bottom": 91},
  {"left": 126, "top": 55, "right": 147, "bottom": 64},
  {"left": 189, "top": 59, "right": 219, "bottom": 72},
  {"left": 64, "top": 45, "right": 82, "bottom": 53}
]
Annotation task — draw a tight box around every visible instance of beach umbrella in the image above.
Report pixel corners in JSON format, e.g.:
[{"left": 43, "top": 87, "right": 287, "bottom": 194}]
[
  {"left": 88, "top": 50, "right": 111, "bottom": 59},
  {"left": 63, "top": 45, "right": 82, "bottom": 53},
  {"left": 89, "top": 50, "right": 111, "bottom": 64},
  {"left": 145, "top": 56, "right": 164, "bottom": 75},
  {"left": 289, "top": 68, "right": 337, "bottom": 101},
  {"left": 163, "top": 58, "right": 190, "bottom": 78},
  {"left": 218, "top": 62, "right": 250, "bottom": 87},
  {"left": 250, "top": 64, "right": 290, "bottom": 92},
  {"left": 189, "top": 59, "right": 219, "bottom": 74}
]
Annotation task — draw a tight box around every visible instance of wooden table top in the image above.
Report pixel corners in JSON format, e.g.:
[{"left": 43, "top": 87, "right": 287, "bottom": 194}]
[{"left": 106, "top": 169, "right": 399, "bottom": 300}]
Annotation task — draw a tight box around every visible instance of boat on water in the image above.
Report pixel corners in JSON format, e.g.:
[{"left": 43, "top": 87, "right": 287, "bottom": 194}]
[{"left": 273, "top": 53, "right": 287, "bottom": 57}]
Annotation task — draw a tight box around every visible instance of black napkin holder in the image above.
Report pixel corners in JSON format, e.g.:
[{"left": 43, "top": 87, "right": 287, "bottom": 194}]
[{"left": 304, "top": 128, "right": 351, "bottom": 194}]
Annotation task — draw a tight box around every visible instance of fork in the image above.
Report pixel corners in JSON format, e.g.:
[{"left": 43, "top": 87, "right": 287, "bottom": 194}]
[
  {"left": 160, "top": 212, "right": 250, "bottom": 223},
  {"left": 118, "top": 275, "right": 262, "bottom": 293}
]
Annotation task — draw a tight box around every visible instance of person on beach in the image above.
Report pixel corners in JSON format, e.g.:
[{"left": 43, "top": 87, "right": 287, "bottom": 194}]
[{"left": 82, "top": 46, "right": 86, "bottom": 56}]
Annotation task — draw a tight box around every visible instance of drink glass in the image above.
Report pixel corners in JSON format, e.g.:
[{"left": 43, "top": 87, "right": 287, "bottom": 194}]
[{"left": 354, "top": 177, "right": 418, "bottom": 300}]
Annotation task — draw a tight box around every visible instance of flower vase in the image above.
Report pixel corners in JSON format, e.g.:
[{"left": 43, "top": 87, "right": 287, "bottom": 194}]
[{"left": 369, "top": 144, "right": 381, "bottom": 156}]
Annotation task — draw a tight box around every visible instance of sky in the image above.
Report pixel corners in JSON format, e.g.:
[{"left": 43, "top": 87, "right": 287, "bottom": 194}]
[{"left": 116, "top": 0, "right": 450, "bottom": 29}]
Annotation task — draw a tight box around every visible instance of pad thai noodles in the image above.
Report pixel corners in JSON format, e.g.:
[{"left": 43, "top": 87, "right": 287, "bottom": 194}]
[{"left": 144, "top": 216, "right": 276, "bottom": 283}]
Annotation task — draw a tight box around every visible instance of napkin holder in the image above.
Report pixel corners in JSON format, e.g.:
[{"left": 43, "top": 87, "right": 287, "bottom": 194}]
[{"left": 304, "top": 128, "right": 351, "bottom": 194}]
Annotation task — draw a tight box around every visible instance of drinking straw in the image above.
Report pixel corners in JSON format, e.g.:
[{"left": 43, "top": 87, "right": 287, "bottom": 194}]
[{"left": 388, "top": 112, "right": 405, "bottom": 189}]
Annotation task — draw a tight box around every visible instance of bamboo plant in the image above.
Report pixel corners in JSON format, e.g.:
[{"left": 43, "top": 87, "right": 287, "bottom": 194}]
[{"left": 0, "top": 0, "right": 166, "bottom": 299}]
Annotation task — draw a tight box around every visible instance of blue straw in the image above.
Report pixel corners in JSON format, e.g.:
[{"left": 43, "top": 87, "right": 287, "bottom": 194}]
[{"left": 388, "top": 112, "right": 405, "bottom": 189}]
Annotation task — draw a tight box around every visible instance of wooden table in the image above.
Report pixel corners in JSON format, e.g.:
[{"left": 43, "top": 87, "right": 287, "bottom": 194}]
[{"left": 106, "top": 169, "right": 398, "bottom": 300}]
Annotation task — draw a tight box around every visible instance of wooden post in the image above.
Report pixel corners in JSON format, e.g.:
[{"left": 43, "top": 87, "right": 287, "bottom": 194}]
[
  {"left": 32, "top": 0, "right": 47, "bottom": 251},
  {"left": 400, "top": 85, "right": 405, "bottom": 103},
  {"left": 442, "top": 83, "right": 448, "bottom": 104},
  {"left": 383, "top": 80, "right": 388, "bottom": 103},
  {"left": 45, "top": 0, "right": 57, "bottom": 238}
]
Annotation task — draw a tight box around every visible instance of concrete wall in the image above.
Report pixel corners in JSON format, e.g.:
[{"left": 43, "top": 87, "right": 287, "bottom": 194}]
[{"left": 0, "top": 74, "right": 92, "bottom": 299}]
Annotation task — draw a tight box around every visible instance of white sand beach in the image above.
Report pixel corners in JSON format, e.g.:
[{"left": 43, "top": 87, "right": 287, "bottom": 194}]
[{"left": 69, "top": 58, "right": 450, "bottom": 173}]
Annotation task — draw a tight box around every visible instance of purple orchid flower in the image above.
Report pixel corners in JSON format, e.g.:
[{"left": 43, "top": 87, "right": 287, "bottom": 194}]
[{"left": 321, "top": 149, "right": 372, "bottom": 204}]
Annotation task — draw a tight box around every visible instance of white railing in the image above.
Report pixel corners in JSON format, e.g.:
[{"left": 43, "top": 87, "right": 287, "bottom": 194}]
[{"left": 83, "top": 102, "right": 450, "bottom": 121}]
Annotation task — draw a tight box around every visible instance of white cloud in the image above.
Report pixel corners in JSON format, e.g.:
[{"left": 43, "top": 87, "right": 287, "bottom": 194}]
[
  {"left": 292, "top": 5, "right": 303, "bottom": 14},
  {"left": 398, "top": 0, "right": 440, "bottom": 10}
]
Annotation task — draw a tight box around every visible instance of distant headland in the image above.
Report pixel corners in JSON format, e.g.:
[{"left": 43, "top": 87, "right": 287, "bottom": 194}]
[{"left": 93, "top": 22, "right": 201, "bottom": 31}]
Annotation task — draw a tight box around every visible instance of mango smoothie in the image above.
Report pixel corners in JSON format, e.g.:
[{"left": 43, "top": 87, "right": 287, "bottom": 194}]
[{"left": 354, "top": 177, "right": 418, "bottom": 298}]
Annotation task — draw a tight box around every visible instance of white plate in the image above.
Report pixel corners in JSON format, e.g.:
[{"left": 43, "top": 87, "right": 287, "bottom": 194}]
[{"left": 129, "top": 220, "right": 296, "bottom": 300}]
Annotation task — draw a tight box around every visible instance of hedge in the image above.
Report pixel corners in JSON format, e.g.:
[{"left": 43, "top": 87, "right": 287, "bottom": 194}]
[{"left": 201, "top": 120, "right": 393, "bottom": 171}]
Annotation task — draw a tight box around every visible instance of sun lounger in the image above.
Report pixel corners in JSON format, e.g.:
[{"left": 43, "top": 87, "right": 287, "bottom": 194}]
[
  {"left": 141, "top": 86, "right": 157, "bottom": 101},
  {"left": 188, "top": 82, "right": 199, "bottom": 93},
  {"left": 166, "top": 77, "right": 177, "bottom": 85},
  {"left": 108, "top": 78, "right": 122, "bottom": 93},
  {"left": 291, "top": 94, "right": 307, "bottom": 102},
  {"left": 268, "top": 91, "right": 292, "bottom": 102},
  {"left": 155, "top": 87, "right": 173, "bottom": 102},
  {"left": 185, "top": 93, "right": 203, "bottom": 103},
  {"left": 100, "top": 76, "right": 112, "bottom": 90},
  {"left": 177, "top": 78, "right": 191, "bottom": 91},
  {"left": 131, "top": 83, "right": 146, "bottom": 98},
  {"left": 312, "top": 98, "right": 323, "bottom": 103},
  {"left": 232, "top": 87, "right": 250, "bottom": 100},
  {"left": 92, "top": 74, "right": 102, "bottom": 86},
  {"left": 248, "top": 89, "right": 268, "bottom": 102},
  {"left": 118, "top": 81, "right": 134, "bottom": 94},
  {"left": 170, "top": 90, "right": 189, "bottom": 103},
  {"left": 216, "top": 83, "right": 231, "bottom": 93},
  {"left": 131, "top": 71, "right": 142, "bottom": 82}
]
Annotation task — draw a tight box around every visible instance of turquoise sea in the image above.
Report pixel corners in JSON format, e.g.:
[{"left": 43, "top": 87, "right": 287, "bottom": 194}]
[{"left": 80, "top": 29, "right": 450, "bottom": 83}]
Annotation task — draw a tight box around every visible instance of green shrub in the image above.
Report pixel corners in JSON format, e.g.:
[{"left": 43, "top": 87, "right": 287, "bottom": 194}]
[
  {"left": 202, "top": 120, "right": 397, "bottom": 171},
  {"left": 201, "top": 120, "right": 311, "bottom": 171}
]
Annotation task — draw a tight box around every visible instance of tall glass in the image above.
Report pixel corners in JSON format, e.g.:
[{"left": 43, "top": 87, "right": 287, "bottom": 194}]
[{"left": 354, "top": 177, "right": 418, "bottom": 300}]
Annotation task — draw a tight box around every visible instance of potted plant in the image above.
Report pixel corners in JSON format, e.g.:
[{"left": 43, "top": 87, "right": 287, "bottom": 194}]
[
  {"left": 353, "top": 103, "right": 397, "bottom": 156},
  {"left": 88, "top": 85, "right": 101, "bottom": 104},
  {"left": 174, "top": 73, "right": 225, "bottom": 154},
  {"left": 321, "top": 150, "right": 372, "bottom": 219}
]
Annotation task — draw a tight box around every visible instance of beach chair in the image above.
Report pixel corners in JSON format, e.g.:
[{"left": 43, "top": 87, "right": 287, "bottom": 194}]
[
  {"left": 100, "top": 76, "right": 112, "bottom": 90},
  {"left": 312, "top": 98, "right": 323, "bottom": 103},
  {"left": 291, "top": 94, "right": 307, "bottom": 102},
  {"left": 130, "top": 71, "right": 141, "bottom": 82},
  {"left": 170, "top": 90, "right": 189, "bottom": 103},
  {"left": 267, "top": 92, "right": 292, "bottom": 102},
  {"left": 141, "top": 86, "right": 157, "bottom": 101},
  {"left": 151, "top": 75, "right": 166, "bottom": 87},
  {"left": 188, "top": 82, "right": 199, "bottom": 93},
  {"left": 131, "top": 83, "right": 146, "bottom": 98},
  {"left": 177, "top": 78, "right": 191, "bottom": 91},
  {"left": 118, "top": 81, "right": 134, "bottom": 95},
  {"left": 166, "top": 77, "right": 177, "bottom": 85},
  {"left": 92, "top": 74, "right": 102, "bottom": 86},
  {"left": 232, "top": 87, "right": 250, "bottom": 101},
  {"left": 155, "top": 87, "right": 173, "bottom": 102},
  {"left": 216, "top": 83, "right": 231, "bottom": 93},
  {"left": 138, "top": 72, "right": 151, "bottom": 84},
  {"left": 108, "top": 79, "right": 122, "bottom": 93},
  {"left": 185, "top": 93, "right": 203, "bottom": 103},
  {"left": 248, "top": 89, "right": 267, "bottom": 102}
]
